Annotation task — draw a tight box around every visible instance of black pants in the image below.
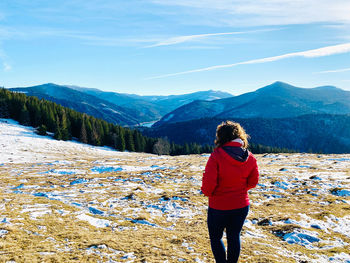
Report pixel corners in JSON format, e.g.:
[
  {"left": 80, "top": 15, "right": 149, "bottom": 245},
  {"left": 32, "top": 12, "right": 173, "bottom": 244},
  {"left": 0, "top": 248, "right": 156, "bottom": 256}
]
[{"left": 207, "top": 206, "right": 249, "bottom": 263}]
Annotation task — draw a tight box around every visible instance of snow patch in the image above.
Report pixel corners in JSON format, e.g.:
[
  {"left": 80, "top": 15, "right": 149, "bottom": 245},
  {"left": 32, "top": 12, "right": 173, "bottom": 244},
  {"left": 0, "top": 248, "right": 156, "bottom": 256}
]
[
  {"left": 76, "top": 214, "right": 112, "bottom": 228},
  {"left": 21, "top": 204, "right": 51, "bottom": 219},
  {"left": 0, "top": 229, "right": 9, "bottom": 237}
]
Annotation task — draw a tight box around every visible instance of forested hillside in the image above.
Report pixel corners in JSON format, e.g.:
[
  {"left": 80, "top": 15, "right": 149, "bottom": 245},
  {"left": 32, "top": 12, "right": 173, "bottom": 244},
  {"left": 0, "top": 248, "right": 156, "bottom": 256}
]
[
  {"left": 0, "top": 88, "right": 212, "bottom": 155},
  {"left": 144, "top": 115, "right": 350, "bottom": 153},
  {"left": 0, "top": 88, "right": 292, "bottom": 155},
  {"left": 10, "top": 84, "right": 142, "bottom": 126},
  {"left": 10, "top": 84, "right": 233, "bottom": 126}
]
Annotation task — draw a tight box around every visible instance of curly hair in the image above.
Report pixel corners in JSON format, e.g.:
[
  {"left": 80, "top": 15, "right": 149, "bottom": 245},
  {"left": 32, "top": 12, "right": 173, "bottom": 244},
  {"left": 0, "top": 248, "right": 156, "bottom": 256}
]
[{"left": 214, "top": 121, "right": 249, "bottom": 148}]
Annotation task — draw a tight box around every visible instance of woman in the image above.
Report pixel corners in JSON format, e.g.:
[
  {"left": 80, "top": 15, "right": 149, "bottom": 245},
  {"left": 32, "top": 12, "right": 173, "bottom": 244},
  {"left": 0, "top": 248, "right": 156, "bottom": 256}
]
[{"left": 201, "top": 121, "right": 259, "bottom": 263}]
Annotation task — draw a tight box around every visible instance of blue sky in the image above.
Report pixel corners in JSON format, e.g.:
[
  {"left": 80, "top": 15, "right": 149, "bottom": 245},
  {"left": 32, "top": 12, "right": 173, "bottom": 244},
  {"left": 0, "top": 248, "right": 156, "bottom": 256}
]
[{"left": 1, "top": 0, "right": 350, "bottom": 95}]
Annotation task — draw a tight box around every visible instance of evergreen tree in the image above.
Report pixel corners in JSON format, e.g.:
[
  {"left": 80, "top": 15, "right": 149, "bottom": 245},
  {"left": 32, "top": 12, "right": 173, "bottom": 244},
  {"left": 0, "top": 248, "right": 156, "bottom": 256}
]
[
  {"left": 43, "top": 106, "right": 56, "bottom": 131},
  {"left": 145, "top": 137, "right": 156, "bottom": 153},
  {"left": 90, "top": 121, "right": 100, "bottom": 145},
  {"left": 19, "top": 104, "right": 30, "bottom": 126},
  {"left": 101, "top": 121, "right": 110, "bottom": 145},
  {"left": 26, "top": 97, "right": 41, "bottom": 126},
  {"left": 140, "top": 136, "right": 146, "bottom": 152},
  {"left": 54, "top": 116, "right": 62, "bottom": 140},
  {"left": 125, "top": 129, "right": 135, "bottom": 152},
  {"left": 33, "top": 109, "right": 42, "bottom": 127},
  {"left": 111, "top": 132, "right": 118, "bottom": 149},
  {"left": 96, "top": 120, "right": 104, "bottom": 145},
  {"left": 116, "top": 127, "right": 126, "bottom": 151},
  {"left": 190, "top": 143, "right": 201, "bottom": 154},
  {"left": 68, "top": 110, "right": 80, "bottom": 139},
  {"left": 201, "top": 144, "right": 213, "bottom": 154},
  {"left": 133, "top": 130, "right": 146, "bottom": 152},
  {"left": 0, "top": 97, "right": 9, "bottom": 118},
  {"left": 80, "top": 117, "right": 88, "bottom": 143},
  {"left": 60, "top": 110, "right": 70, "bottom": 141},
  {"left": 184, "top": 143, "right": 190, "bottom": 155},
  {"left": 36, "top": 124, "right": 47, "bottom": 136}
]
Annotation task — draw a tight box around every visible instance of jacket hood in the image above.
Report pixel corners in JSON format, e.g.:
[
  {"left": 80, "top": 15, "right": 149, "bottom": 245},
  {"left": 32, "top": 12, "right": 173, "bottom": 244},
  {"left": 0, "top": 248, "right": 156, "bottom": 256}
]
[{"left": 220, "top": 141, "right": 249, "bottom": 163}]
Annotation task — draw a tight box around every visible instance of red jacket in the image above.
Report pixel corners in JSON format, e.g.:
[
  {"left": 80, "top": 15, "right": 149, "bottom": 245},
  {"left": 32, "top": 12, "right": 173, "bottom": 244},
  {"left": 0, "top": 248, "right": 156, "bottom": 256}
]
[{"left": 201, "top": 141, "right": 259, "bottom": 210}]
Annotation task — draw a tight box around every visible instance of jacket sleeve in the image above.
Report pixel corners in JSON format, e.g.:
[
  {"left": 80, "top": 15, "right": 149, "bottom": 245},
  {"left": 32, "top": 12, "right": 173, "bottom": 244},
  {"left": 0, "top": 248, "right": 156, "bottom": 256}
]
[
  {"left": 201, "top": 152, "right": 219, "bottom": 197},
  {"left": 247, "top": 155, "right": 259, "bottom": 190}
]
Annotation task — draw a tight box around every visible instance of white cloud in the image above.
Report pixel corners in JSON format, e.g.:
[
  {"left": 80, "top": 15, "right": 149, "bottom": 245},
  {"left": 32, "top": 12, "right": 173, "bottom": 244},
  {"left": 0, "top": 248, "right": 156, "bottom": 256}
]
[
  {"left": 149, "top": 0, "right": 350, "bottom": 26},
  {"left": 317, "top": 67, "right": 350, "bottom": 74},
  {"left": 0, "top": 26, "right": 149, "bottom": 47},
  {"left": 0, "top": 47, "right": 11, "bottom": 72},
  {"left": 147, "top": 42, "right": 350, "bottom": 79},
  {"left": 3, "top": 62, "right": 11, "bottom": 72}
]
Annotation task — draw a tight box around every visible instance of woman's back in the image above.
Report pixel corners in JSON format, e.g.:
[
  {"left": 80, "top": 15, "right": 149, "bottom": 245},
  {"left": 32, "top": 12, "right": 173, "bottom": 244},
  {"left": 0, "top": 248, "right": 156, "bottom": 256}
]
[{"left": 202, "top": 140, "right": 259, "bottom": 210}]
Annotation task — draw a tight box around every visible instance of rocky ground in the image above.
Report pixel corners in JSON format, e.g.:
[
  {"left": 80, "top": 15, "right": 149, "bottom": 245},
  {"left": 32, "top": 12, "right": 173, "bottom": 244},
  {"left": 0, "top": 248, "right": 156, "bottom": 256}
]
[{"left": 0, "top": 119, "right": 349, "bottom": 262}]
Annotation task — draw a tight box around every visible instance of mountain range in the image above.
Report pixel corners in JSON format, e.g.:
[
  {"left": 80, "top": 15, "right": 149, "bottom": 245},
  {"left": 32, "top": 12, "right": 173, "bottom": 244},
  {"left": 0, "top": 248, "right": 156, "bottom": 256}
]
[
  {"left": 10, "top": 83, "right": 232, "bottom": 126},
  {"left": 154, "top": 81, "right": 350, "bottom": 127},
  {"left": 8, "top": 81, "right": 350, "bottom": 153}
]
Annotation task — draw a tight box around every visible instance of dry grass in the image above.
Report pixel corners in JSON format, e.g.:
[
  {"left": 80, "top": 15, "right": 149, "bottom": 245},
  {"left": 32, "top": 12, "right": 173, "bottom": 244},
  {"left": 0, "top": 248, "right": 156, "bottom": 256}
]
[{"left": 1, "top": 151, "right": 349, "bottom": 262}]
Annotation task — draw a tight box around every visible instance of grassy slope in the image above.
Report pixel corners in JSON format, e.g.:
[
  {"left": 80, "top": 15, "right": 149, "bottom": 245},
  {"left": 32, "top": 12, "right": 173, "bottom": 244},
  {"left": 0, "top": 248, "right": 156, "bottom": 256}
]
[{"left": 0, "top": 122, "right": 349, "bottom": 262}]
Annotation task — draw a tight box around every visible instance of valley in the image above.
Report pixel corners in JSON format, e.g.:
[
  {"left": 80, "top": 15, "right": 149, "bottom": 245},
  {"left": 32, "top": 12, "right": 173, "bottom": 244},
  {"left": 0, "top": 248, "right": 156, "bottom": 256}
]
[{"left": 8, "top": 82, "right": 350, "bottom": 154}]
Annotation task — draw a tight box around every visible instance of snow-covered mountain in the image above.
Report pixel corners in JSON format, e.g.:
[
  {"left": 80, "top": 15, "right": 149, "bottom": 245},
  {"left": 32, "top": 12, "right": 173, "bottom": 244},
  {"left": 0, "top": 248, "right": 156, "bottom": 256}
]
[{"left": 0, "top": 118, "right": 349, "bottom": 262}]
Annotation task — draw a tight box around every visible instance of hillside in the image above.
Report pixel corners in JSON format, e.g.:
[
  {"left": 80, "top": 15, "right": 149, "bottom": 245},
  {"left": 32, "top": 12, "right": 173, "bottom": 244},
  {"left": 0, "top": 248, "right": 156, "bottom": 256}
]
[
  {"left": 0, "top": 119, "right": 349, "bottom": 262},
  {"left": 10, "top": 84, "right": 141, "bottom": 126},
  {"left": 154, "top": 82, "right": 350, "bottom": 127},
  {"left": 144, "top": 114, "right": 350, "bottom": 153},
  {"left": 71, "top": 86, "right": 232, "bottom": 122},
  {"left": 0, "top": 88, "right": 212, "bottom": 155},
  {"left": 10, "top": 84, "right": 232, "bottom": 126}
]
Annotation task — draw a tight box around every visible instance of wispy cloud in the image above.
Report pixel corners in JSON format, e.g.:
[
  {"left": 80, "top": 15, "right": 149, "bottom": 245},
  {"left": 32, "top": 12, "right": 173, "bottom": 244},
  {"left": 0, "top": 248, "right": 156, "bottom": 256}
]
[
  {"left": 149, "top": 0, "right": 350, "bottom": 26},
  {"left": 3, "top": 62, "right": 11, "bottom": 71},
  {"left": 0, "top": 46, "right": 11, "bottom": 72},
  {"left": 145, "top": 29, "right": 276, "bottom": 48},
  {"left": 147, "top": 42, "right": 350, "bottom": 79},
  {"left": 0, "top": 25, "right": 152, "bottom": 47},
  {"left": 316, "top": 67, "right": 350, "bottom": 74},
  {"left": 1, "top": 26, "right": 272, "bottom": 48}
]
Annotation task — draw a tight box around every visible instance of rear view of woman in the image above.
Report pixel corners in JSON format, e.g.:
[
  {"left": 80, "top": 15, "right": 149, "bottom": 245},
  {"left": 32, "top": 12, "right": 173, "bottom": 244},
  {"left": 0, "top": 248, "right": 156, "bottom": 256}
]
[{"left": 201, "top": 121, "right": 259, "bottom": 263}]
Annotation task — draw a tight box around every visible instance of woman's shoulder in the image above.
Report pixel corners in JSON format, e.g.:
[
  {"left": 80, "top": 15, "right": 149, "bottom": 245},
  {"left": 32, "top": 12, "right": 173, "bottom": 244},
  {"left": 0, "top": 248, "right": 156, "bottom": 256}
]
[
  {"left": 247, "top": 151, "right": 258, "bottom": 163},
  {"left": 206, "top": 148, "right": 222, "bottom": 161}
]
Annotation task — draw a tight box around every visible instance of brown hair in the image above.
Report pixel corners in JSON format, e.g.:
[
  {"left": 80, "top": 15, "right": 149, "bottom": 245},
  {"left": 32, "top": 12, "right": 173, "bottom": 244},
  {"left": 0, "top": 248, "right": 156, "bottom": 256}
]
[{"left": 214, "top": 121, "right": 249, "bottom": 148}]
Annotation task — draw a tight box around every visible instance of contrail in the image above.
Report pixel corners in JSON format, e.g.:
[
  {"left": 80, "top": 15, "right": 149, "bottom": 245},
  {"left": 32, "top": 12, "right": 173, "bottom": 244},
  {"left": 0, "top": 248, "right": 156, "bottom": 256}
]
[
  {"left": 146, "top": 42, "right": 350, "bottom": 79},
  {"left": 145, "top": 29, "right": 278, "bottom": 48},
  {"left": 317, "top": 67, "right": 350, "bottom": 74}
]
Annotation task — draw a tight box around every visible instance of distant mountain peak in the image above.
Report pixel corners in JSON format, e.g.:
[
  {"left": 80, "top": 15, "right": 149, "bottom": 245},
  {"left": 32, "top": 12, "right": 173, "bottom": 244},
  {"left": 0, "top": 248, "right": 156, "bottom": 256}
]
[
  {"left": 255, "top": 82, "right": 300, "bottom": 97},
  {"left": 259, "top": 81, "right": 297, "bottom": 91},
  {"left": 264, "top": 82, "right": 343, "bottom": 92},
  {"left": 313, "top": 85, "right": 339, "bottom": 91},
  {"left": 42, "top": 83, "right": 61, "bottom": 87}
]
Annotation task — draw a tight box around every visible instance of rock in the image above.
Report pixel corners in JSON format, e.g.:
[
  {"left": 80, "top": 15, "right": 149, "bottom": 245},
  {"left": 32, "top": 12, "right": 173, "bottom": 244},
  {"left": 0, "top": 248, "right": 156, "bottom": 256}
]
[{"left": 257, "top": 218, "right": 272, "bottom": 226}]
